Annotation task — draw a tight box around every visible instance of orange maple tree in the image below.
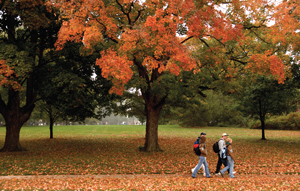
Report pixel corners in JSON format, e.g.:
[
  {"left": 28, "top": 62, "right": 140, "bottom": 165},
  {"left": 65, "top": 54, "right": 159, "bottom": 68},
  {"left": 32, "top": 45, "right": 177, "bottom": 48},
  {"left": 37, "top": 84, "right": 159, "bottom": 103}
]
[
  {"left": 272, "top": 1, "right": 300, "bottom": 65},
  {"left": 55, "top": 0, "right": 289, "bottom": 151}
]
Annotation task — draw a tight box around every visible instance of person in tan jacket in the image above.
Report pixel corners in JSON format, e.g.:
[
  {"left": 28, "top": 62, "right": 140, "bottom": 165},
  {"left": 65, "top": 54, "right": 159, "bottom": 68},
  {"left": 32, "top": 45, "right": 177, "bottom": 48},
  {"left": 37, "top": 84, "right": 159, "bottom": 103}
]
[
  {"left": 220, "top": 138, "right": 236, "bottom": 178},
  {"left": 191, "top": 132, "right": 206, "bottom": 176},
  {"left": 191, "top": 133, "right": 211, "bottom": 178}
]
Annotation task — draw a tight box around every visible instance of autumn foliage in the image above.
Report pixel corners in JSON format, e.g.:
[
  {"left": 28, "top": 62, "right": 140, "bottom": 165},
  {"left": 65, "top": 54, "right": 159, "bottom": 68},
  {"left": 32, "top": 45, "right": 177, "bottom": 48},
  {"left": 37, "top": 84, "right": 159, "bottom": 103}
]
[
  {"left": 0, "top": 60, "right": 21, "bottom": 89},
  {"left": 53, "top": 0, "right": 291, "bottom": 95},
  {"left": 246, "top": 53, "right": 286, "bottom": 84}
]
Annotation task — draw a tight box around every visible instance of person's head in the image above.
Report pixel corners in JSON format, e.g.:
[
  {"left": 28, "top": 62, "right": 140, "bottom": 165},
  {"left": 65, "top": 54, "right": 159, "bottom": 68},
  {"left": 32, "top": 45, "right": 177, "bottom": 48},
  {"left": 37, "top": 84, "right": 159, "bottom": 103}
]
[
  {"left": 200, "top": 132, "right": 206, "bottom": 137},
  {"left": 226, "top": 137, "right": 232, "bottom": 144},
  {"left": 200, "top": 136, "right": 206, "bottom": 143},
  {"left": 222, "top": 133, "right": 228, "bottom": 140}
]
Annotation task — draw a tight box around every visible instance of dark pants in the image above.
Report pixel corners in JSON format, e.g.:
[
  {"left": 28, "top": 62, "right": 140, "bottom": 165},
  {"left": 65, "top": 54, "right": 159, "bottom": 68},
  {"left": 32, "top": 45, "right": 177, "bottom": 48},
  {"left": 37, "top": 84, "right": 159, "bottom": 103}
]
[{"left": 215, "top": 154, "right": 229, "bottom": 173}]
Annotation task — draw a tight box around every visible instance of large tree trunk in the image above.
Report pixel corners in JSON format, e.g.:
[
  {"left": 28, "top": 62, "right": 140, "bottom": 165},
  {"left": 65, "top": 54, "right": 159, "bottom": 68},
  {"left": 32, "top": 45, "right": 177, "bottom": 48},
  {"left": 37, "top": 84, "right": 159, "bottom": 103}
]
[
  {"left": 0, "top": 89, "right": 34, "bottom": 152},
  {"left": 1, "top": 120, "right": 24, "bottom": 152},
  {"left": 135, "top": 61, "right": 167, "bottom": 152},
  {"left": 144, "top": 103, "right": 163, "bottom": 152},
  {"left": 0, "top": 107, "right": 35, "bottom": 152}
]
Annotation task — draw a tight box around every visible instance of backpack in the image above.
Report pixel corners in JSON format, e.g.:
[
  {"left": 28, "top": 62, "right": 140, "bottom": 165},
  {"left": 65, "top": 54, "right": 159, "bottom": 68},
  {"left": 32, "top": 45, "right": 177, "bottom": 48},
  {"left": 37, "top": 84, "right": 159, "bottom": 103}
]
[
  {"left": 220, "top": 146, "right": 227, "bottom": 159},
  {"left": 213, "top": 139, "right": 221, "bottom": 153},
  {"left": 193, "top": 137, "right": 201, "bottom": 156}
]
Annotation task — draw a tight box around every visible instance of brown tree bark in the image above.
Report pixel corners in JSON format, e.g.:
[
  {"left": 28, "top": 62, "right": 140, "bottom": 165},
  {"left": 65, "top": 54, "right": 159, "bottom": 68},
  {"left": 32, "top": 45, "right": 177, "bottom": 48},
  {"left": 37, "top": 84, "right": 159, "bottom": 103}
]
[
  {"left": 0, "top": 89, "right": 35, "bottom": 152},
  {"left": 143, "top": 101, "right": 163, "bottom": 152},
  {"left": 135, "top": 60, "right": 167, "bottom": 152},
  {"left": 49, "top": 113, "right": 54, "bottom": 139},
  {"left": 2, "top": 120, "right": 24, "bottom": 152},
  {"left": 259, "top": 99, "right": 267, "bottom": 140},
  {"left": 260, "top": 118, "right": 266, "bottom": 140}
]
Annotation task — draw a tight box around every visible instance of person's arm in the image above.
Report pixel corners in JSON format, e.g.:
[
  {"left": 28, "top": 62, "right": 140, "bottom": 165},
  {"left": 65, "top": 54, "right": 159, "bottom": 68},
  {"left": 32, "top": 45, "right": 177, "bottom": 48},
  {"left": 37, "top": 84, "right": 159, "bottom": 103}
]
[
  {"left": 228, "top": 145, "right": 234, "bottom": 160},
  {"left": 218, "top": 139, "right": 224, "bottom": 154},
  {"left": 200, "top": 143, "right": 207, "bottom": 156}
]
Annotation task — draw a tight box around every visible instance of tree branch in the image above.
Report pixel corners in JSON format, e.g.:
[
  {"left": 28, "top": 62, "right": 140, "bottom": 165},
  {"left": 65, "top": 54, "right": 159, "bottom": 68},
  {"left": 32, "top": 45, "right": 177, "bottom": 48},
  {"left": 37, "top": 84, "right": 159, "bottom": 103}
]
[
  {"left": 93, "top": 17, "right": 119, "bottom": 44},
  {"left": 133, "top": 56, "right": 149, "bottom": 83},
  {"left": 132, "top": 8, "right": 144, "bottom": 25},
  {"left": 200, "top": 38, "right": 211, "bottom": 49},
  {"left": 116, "top": 0, "right": 132, "bottom": 26},
  {"left": 230, "top": 57, "right": 248, "bottom": 65},
  {"left": 207, "top": 35, "right": 226, "bottom": 47},
  {"left": 249, "top": 28, "right": 271, "bottom": 44},
  {"left": 181, "top": 36, "right": 193, "bottom": 44},
  {"left": 154, "top": 94, "right": 168, "bottom": 109},
  {"left": 0, "top": 94, "right": 7, "bottom": 117}
]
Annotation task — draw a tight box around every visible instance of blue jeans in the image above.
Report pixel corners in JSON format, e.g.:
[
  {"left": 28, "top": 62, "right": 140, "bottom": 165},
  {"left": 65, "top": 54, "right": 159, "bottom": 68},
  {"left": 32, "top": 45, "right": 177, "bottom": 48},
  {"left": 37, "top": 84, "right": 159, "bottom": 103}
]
[
  {"left": 192, "top": 156, "right": 210, "bottom": 178},
  {"left": 220, "top": 156, "right": 235, "bottom": 178}
]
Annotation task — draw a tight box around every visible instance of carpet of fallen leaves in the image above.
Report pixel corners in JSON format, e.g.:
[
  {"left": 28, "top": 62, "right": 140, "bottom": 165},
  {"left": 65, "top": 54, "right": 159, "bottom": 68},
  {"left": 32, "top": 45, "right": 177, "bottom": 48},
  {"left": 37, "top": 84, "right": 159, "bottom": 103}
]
[
  {"left": 0, "top": 127, "right": 299, "bottom": 190},
  {"left": 0, "top": 174, "right": 299, "bottom": 190}
]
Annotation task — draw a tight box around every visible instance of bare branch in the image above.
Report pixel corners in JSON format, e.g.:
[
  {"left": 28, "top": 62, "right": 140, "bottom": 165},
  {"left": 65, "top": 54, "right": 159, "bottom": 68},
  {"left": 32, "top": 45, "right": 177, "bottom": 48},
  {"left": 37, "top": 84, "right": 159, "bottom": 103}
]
[
  {"left": 181, "top": 36, "right": 194, "bottom": 44},
  {"left": 200, "top": 38, "right": 211, "bottom": 49},
  {"left": 249, "top": 28, "right": 271, "bottom": 44},
  {"left": 116, "top": 0, "right": 132, "bottom": 26}
]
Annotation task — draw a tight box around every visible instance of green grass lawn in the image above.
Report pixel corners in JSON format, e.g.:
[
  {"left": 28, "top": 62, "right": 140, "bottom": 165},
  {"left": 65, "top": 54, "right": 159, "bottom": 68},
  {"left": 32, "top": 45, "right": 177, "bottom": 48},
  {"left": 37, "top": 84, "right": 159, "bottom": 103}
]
[{"left": 0, "top": 125, "right": 299, "bottom": 176}]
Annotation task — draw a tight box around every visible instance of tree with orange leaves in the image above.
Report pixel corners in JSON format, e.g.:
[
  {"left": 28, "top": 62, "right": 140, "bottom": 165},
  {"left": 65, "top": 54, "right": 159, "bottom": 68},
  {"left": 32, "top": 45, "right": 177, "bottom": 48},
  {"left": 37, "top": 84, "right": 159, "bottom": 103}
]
[{"left": 55, "top": 0, "right": 288, "bottom": 151}]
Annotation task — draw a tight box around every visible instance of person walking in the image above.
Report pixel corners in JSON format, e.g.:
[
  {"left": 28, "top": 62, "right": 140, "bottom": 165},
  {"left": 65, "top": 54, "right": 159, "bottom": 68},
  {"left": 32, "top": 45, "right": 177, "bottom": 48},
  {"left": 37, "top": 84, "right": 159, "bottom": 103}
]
[
  {"left": 214, "top": 133, "right": 229, "bottom": 175},
  {"left": 191, "top": 133, "right": 211, "bottom": 178},
  {"left": 191, "top": 132, "right": 206, "bottom": 176},
  {"left": 220, "top": 138, "right": 236, "bottom": 178}
]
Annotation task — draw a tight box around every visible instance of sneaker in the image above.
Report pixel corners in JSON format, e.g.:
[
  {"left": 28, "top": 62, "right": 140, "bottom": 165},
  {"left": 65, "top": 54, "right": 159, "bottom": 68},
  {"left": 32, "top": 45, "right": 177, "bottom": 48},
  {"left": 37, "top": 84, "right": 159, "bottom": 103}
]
[
  {"left": 214, "top": 172, "right": 221, "bottom": 176},
  {"left": 233, "top": 171, "right": 236, "bottom": 174},
  {"left": 203, "top": 173, "right": 206, "bottom": 176},
  {"left": 191, "top": 176, "right": 196, "bottom": 178},
  {"left": 206, "top": 176, "right": 212, "bottom": 178},
  {"left": 191, "top": 168, "right": 195, "bottom": 173},
  {"left": 221, "top": 172, "right": 224, "bottom": 177}
]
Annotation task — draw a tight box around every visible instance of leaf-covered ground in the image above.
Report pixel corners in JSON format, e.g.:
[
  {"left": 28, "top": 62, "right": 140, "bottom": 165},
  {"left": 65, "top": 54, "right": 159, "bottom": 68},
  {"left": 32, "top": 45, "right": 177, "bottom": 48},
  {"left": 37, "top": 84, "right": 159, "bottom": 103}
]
[
  {"left": 0, "top": 125, "right": 299, "bottom": 190},
  {"left": 1, "top": 174, "right": 299, "bottom": 190}
]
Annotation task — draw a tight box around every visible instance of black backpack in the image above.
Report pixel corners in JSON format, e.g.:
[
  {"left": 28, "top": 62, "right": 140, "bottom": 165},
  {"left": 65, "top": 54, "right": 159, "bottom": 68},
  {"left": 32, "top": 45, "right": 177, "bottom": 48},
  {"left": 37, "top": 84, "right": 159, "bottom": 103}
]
[
  {"left": 193, "top": 137, "right": 201, "bottom": 156},
  {"left": 212, "top": 139, "right": 221, "bottom": 153}
]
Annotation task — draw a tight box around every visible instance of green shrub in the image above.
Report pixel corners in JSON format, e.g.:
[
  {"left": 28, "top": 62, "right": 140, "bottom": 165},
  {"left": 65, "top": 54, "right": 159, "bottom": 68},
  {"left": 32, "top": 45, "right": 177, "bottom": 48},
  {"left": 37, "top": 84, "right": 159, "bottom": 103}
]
[{"left": 250, "top": 112, "right": 300, "bottom": 130}]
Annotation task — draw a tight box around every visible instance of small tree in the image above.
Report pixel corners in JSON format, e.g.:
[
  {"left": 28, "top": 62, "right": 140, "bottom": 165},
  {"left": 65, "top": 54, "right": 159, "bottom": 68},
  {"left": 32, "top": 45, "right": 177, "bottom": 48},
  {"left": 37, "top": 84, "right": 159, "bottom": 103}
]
[
  {"left": 36, "top": 42, "right": 116, "bottom": 138},
  {"left": 237, "top": 75, "right": 297, "bottom": 140}
]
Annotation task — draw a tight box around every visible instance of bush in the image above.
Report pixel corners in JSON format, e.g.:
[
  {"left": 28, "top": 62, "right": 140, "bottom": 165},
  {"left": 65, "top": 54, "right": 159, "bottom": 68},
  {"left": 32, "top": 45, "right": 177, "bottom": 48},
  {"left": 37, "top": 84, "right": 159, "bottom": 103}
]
[
  {"left": 250, "top": 112, "right": 300, "bottom": 130},
  {"left": 174, "top": 91, "right": 244, "bottom": 127}
]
